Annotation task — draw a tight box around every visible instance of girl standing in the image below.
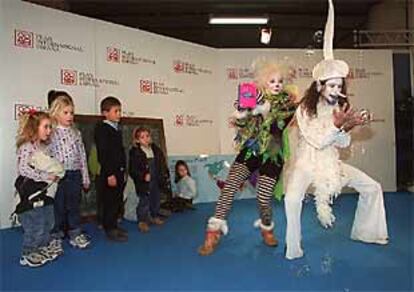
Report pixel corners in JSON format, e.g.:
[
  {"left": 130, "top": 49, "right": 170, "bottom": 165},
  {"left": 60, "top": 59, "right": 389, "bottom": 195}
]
[
  {"left": 15, "top": 111, "right": 64, "bottom": 267},
  {"left": 49, "top": 93, "right": 91, "bottom": 249}
]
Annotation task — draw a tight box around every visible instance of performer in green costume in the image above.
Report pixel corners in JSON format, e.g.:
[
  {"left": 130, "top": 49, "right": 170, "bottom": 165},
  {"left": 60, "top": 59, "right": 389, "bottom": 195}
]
[{"left": 198, "top": 60, "right": 298, "bottom": 256}]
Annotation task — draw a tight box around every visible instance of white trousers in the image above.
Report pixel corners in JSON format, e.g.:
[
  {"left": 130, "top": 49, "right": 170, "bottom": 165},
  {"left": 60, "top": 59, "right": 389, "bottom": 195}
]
[{"left": 284, "top": 163, "right": 389, "bottom": 260}]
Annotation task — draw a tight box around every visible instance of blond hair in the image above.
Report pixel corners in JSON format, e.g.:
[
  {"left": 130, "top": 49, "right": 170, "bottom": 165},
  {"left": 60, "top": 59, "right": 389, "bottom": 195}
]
[
  {"left": 252, "top": 58, "right": 288, "bottom": 92},
  {"left": 49, "top": 95, "right": 74, "bottom": 124},
  {"left": 16, "top": 111, "right": 50, "bottom": 148}
]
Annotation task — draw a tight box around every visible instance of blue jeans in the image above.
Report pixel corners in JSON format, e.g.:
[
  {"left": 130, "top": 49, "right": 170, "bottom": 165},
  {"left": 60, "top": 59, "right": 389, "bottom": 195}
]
[
  {"left": 51, "top": 170, "right": 82, "bottom": 240},
  {"left": 136, "top": 159, "right": 161, "bottom": 222},
  {"left": 136, "top": 183, "right": 160, "bottom": 223},
  {"left": 19, "top": 205, "right": 54, "bottom": 254}
]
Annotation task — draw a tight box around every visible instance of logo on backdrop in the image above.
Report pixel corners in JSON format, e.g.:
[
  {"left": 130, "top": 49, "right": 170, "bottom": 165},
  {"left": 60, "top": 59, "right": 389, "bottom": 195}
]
[
  {"left": 287, "top": 66, "right": 383, "bottom": 80},
  {"left": 107, "top": 47, "right": 121, "bottom": 63},
  {"left": 347, "top": 68, "right": 383, "bottom": 79},
  {"left": 14, "top": 29, "right": 84, "bottom": 53},
  {"left": 226, "top": 67, "right": 254, "bottom": 80},
  {"left": 174, "top": 114, "right": 214, "bottom": 127},
  {"left": 287, "top": 66, "right": 312, "bottom": 80},
  {"left": 174, "top": 115, "right": 185, "bottom": 127},
  {"left": 226, "top": 65, "right": 382, "bottom": 81},
  {"left": 173, "top": 60, "right": 213, "bottom": 75},
  {"left": 14, "top": 104, "right": 47, "bottom": 120},
  {"left": 14, "top": 30, "right": 34, "bottom": 48},
  {"left": 139, "top": 79, "right": 184, "bottom": 95},
  {"left": 61, "top": 69, "right": 78, "bottom": 85},
  {"left": 106, "top": 46, "right": 156, "bottom": 65},
  {"left": 61, "top": 69, "right": 120, "bottom": 87}
]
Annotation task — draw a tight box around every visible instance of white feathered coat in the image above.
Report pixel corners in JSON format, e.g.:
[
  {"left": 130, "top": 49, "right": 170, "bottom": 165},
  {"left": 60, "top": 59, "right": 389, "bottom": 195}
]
[{"left": 284, "top": 101, "right": 388, "bottom": 260}]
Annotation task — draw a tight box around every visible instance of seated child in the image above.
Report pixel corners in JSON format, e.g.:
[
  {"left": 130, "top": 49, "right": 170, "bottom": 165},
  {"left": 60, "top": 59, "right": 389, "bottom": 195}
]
[{"left": 171, "top": 160, "right": 197, "bottom": 212}]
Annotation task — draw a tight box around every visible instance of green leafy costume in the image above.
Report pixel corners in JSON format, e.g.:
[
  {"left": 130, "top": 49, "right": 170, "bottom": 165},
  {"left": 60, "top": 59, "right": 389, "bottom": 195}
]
[{"left": 234, "top": 91, "right": 296, "bottom": 200}]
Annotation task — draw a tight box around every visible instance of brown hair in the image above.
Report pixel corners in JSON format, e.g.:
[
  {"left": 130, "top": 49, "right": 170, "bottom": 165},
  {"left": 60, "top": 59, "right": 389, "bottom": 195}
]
[
  {"left": 132, "top": 126, "right": 151, "bottom": 146},
  {"left": 300, "top": 79, "right": 348, "bottom": 118},
  {"left": 175, "top": 160, "right": 191, "bottom": 183},
  {"left": 100, "top": 96, "right": 121, "bottom": 113},
  {"left": 16, "top": 111, "right": 51, "bottom": 148}
]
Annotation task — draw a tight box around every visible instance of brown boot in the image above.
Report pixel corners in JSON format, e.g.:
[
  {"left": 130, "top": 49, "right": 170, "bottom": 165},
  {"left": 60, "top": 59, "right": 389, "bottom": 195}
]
[
  {"left": 261, "top": 229, "right": 278, "bottom": 247},
  {"left": 254, "top": 219, "right": 278, "bottom": 247},
  {"left": 198, "top": 230, "right": 221, "bottom": 256},
  {"left": 138, "top": 222, "right": 150, "bottom": 233}
]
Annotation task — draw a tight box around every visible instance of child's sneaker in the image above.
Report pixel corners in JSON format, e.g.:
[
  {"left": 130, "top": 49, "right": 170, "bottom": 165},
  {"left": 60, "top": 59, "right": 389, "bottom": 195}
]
[
  {"left": 19, "top": 251, "right": 48, "bottom": 267},
  {"left": 69, "top": 233, "right": 91, "bottom": 249},
  {"left": 48, "top": 239, "right": 64, "bottom": 255},
  {"left": 38, "top": 246, "right": 59, "bottom": 261},
  {"left": 82, "top": 233, "right": 92, "bottom": 241}
]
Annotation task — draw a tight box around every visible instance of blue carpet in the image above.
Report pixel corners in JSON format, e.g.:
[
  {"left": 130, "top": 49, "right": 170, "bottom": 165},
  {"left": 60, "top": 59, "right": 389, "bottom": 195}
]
[{"left": 1, "top": 192, "right": 413, "bottom": 291}]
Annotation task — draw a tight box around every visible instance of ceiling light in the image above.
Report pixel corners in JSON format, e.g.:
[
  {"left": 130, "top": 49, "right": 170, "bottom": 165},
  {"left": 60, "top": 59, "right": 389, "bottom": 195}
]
[{"left": 209, "top": 17, "right": 268, "bottom": 25}]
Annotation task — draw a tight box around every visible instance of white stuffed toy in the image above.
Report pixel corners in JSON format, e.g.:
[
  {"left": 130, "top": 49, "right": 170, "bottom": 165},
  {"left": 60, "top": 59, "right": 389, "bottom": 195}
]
[{"left": 30, "top": 151, "right": 65, "bottom": 198}]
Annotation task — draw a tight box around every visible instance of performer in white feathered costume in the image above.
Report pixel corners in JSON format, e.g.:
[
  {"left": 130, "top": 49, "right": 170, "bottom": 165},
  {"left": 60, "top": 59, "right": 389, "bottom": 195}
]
[{"left": 284, "top": 0, "right": 389, "bottom": 260}]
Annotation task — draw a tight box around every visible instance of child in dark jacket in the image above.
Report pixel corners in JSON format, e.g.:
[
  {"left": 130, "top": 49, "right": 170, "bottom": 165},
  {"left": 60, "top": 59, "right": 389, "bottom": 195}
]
[
  {"left": 129, "top": 127, "right": 170, "bottom": 233},
  {"left": 94, "top": 96, "right": 128, "bottom": 242}
]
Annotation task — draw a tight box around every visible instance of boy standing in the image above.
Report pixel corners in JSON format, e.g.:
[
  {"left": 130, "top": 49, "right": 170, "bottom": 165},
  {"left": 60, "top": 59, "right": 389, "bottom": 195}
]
[{"left": 94, "top": 97, "right": 128, "bottom": 242}]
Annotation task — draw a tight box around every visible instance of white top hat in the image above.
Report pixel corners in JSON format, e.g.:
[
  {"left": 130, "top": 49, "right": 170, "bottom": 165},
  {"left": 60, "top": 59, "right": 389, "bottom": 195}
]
[{"left": 312, "top": 0, "right": 349, "bottom": 81}]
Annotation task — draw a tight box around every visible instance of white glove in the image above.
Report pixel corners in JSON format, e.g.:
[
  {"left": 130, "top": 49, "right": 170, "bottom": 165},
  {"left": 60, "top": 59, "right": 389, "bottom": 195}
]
[
  {"left": 252, "top": 101, "right": 271, "bottom": 117},
  {"left": 231, "top": 109, "right": 249, "bottom": 120}
]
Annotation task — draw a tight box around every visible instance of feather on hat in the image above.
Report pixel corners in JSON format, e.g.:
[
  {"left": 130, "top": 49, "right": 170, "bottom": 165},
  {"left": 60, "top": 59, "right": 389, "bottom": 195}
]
[{"left": 312, "top": 0, "right": 349, "bottom": 81}]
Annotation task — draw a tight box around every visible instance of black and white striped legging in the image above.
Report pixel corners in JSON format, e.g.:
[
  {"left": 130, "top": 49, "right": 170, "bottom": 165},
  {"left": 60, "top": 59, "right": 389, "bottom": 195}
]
[{"left": 214, "top": 150, "right": 282, "bottom": 226}]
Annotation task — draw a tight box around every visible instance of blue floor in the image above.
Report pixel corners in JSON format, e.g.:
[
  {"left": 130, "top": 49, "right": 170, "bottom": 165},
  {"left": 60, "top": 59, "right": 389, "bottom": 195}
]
[{"left": 1, "top": 192, "right": 413, "bottom": 291}]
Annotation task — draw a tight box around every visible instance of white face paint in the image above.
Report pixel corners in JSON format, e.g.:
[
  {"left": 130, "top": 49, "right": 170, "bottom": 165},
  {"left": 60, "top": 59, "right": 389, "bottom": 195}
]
[
  {"left": 320, "top": 78, "right": 343, "bottom": 105},
  {"left": 265, "top": 73, "right": 284, "bottom": 95}
]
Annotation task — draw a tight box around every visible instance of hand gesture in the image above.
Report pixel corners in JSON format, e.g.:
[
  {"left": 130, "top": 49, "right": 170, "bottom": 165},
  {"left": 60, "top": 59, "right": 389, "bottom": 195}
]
[
  {"left": 333, "top": 104, "right": 355, "bottom": 129},
  {"left": 341, "top": 112, "right": 365, "bottom": 132}
]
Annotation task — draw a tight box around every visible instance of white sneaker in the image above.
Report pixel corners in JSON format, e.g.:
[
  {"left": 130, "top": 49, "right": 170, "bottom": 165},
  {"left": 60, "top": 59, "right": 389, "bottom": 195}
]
[
  {"left": 19, "top": 252, "right": 48, "bottom": 267},
  {"left": 69, "top": 234, "right": 91, "bottom": 249},
  {"left": 48, "top": 239, "right": 64, "bottom": 255},
  {"left": 38, "top": 246, "right": 59, "bottom": 261}
]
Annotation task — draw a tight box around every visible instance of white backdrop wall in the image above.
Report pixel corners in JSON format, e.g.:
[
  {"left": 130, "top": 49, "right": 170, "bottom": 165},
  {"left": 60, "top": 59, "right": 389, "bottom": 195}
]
[
  {"left": 0, "top": 0, "right": 396, "bottom": 228},
  {"left": 0, "top": 0, "right": 9, "bottom": 228},
  {"left": 94, "top": 20, "right": 220, "bottom": 155}
]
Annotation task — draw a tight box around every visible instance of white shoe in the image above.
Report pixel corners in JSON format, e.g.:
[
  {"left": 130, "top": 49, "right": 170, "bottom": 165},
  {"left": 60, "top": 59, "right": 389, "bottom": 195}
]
[
  {"left": 38, "top": 246, "right": 59, "bottom": 261},
  {"left": 48, "top": 239, "right": 64, "bottom": 255},
  {"left": 351, "top": 235, "right": 389, "bottom": 245},
  {"left": 19, "top": 252, "right": 48, "bottom": 267},
  {"left": 69, "top": 234, "right": 91, "bottom": 249},
  {"left": 285, "top": 245, "right": 304, "bottom": 260}
]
